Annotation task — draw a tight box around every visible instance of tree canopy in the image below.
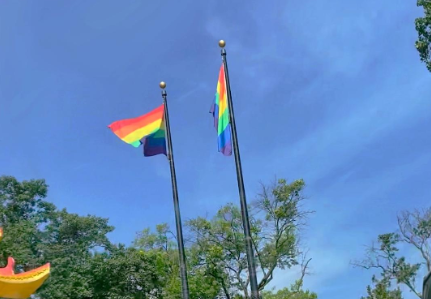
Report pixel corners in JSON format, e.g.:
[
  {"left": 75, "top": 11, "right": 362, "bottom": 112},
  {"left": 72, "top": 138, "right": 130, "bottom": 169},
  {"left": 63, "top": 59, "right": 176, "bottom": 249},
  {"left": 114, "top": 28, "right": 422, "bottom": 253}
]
[
  {"left": 361, "top": 276, "right": 403, "bottom": 299},
  {"left": 0, "top": 175, "right": 317, "bottom": 298},
  {"left": 182, "top": 179, "right": 312, "bottom": 298},
  {"left": 355, "top": 208, "right": 431, "bottom": 298},
  {"left": 415, "top": 0, "right": 431, "bottom": 71}
]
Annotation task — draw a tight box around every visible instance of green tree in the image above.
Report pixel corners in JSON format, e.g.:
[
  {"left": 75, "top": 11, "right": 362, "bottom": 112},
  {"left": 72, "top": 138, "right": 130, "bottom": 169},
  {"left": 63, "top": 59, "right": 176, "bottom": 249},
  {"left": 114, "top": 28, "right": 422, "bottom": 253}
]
[
  {"left": 0, "top": 175, "right": 317, "bottom": 298},
  {"left": 90, "top": 245, "right": 167, "bottom": 299},
  {"left": 260, "top": 267, "right": 317, "bottom": 299},
  {"left": 415, "top": 0, "right": 431, "bottom": 71},
  {"left": 355, "top": 208, "right": 431, "bottom": 298},
  {"left": 361, "top": 276, "right": 403, "bottom": 299},
  {"left": 36, "top": 209, "right": 115, "bottom": 299},
  {"left": 133, "top": 224, "right": 221, "bottom": 299},
  {"left": 0, "top": 175, "right": 167, "bottom": 298},
  {"left": 186, "top": 179, "right": 312, "bottom": 298},
  {"left": 261, "top": 284, "right": 317, "bottom": 299},
  {"left": 0, "top": 176, "right": 55, "bottom": 271}
]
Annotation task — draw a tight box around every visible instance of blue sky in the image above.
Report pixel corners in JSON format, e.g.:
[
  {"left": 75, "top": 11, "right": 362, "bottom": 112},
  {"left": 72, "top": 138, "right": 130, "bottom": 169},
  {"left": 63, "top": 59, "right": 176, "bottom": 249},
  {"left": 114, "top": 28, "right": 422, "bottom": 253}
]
[{"left": 1, "top": 0, "right": 430, "bottom": 298}]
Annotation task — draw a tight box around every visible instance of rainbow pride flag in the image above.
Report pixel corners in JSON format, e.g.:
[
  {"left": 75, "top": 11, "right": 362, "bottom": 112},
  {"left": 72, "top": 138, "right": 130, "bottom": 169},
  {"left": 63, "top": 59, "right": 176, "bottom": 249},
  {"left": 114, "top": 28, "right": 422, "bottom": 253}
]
[
  {"left": 108, "top": 104, "right": 167, "bottom": 157},
  {"left": 210, "top": 64, "right": 232, "bottom": 156}
]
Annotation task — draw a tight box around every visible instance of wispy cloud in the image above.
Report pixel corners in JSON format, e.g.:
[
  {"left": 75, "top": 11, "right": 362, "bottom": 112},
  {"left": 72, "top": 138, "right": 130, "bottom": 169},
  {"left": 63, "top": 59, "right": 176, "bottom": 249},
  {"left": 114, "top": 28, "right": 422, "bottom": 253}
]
[
  {"left": 2, "top": 1, "right": 430, "bottom": 299},
  {"left": 175, "top": 85, "right": 204, "bottom": 103}
]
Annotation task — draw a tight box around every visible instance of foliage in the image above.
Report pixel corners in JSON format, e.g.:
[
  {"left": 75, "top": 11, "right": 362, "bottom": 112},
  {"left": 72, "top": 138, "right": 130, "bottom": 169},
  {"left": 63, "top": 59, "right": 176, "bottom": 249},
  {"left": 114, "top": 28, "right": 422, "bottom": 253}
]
[
  {"left": 361, "top": 276, "right": 403, "bottom": 299},
  {"left": 0, "top": 175, "right": 317, "bottom": 298},
  {"left": 261, "top": 280, "right": 317, "bottom": 299},
  {"left": 90, "top": 245, "right": 167, "bottom": 299},
  {"left": 0, "top": 176, "right": 55, "bottom": 271},
  {"left": 0, "top": 175, "right": 165, "bottom": 298},
  {"left": 133, "top": 224, "right": 221, "bottom": 299},
  {"left": 415, "top": 0, "right": 431, "bottom": 71},
  {"left": 183, "top": 178, "right": 312, "bottom": 298},
  {"left": 36, "top": 209, "right": 115, "bottom": 298},
  {"left": 355, "top": 208, "right": 431, "bottom": 298}
]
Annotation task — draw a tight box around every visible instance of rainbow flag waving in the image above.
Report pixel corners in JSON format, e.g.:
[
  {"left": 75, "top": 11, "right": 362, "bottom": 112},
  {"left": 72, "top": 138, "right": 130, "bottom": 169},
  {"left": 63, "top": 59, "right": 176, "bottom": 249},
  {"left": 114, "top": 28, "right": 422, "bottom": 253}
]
[
  {"left": 108, "top": 104, "right": 167, "bottom": 157},
  {"left": 210, "top": 64, "right": 232, "bottom": 156}
]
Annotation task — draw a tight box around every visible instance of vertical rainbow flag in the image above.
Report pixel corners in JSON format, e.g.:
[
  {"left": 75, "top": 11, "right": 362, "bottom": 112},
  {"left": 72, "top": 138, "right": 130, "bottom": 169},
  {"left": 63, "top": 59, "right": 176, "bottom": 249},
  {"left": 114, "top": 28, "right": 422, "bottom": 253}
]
[
  {"left": 210, "top": 64, "right": 232, "bottom": 156},
  {"left": 108, "top": 104, "right": 167, "bottom": 157}
]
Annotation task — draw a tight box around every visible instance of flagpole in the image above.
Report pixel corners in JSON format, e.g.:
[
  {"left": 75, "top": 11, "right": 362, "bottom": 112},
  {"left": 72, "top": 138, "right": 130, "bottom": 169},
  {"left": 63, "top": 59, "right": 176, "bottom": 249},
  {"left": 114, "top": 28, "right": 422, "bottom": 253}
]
[
  {"left": 218, "top": 41, "right": 260, "bottom": 299},
  {"left": 160, "top": 81, "right": 190, "bottom": 299}
]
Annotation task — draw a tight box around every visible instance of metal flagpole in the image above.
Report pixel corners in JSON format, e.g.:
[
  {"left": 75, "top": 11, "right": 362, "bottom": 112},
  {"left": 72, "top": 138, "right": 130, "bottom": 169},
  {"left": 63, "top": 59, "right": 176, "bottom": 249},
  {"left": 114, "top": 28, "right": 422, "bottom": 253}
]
[
  {"left": 424, "top": 271, "right": 431, "bottom": 299},
  {"left": 218, "top": 40, "right": 260, "bottom": 299},
  {"left": 160, "top": 81, "right": 190, "bottom": 299}
]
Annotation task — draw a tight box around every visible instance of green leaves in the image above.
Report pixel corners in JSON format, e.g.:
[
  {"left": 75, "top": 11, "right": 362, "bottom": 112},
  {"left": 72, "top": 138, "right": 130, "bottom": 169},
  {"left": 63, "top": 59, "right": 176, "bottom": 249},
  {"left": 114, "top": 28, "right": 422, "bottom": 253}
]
[
  {"left": 415, "top": 0, "right": 431, "bottom": 71},
  {"left": 0, "top": 176, "right": 55, "bottom": 225},
  {"left": 35, "top": 211, "right": 117, "bottom": 298},
  {"left": 356, "top": 208, "right": 431, "bottom": 298},
  {"left": 358, "top": 233, "right": 422, "bottom": 298},
  {"left": 260, "top": 281, "right": 317, "bottom": 299},
  {"left": 361, "top": 276, "right": 403, "bottom": 299},
  {"left": 133, "top": 224, "right": 222, "bottom": 299},
  {"left": 183, "top": 178, "right": 312, "bottom": 298},
  {"left": 90, "top": 246, "right": 166, "bottom": 298},
  {"left": 130, "top": 178, "right": 313, "bottom": 298},
  {"left": 0, "top": 175, "right": 167, "bottom": 299},
  {"left": 0, "top": 175, "right": 316, "bottom": 299}
]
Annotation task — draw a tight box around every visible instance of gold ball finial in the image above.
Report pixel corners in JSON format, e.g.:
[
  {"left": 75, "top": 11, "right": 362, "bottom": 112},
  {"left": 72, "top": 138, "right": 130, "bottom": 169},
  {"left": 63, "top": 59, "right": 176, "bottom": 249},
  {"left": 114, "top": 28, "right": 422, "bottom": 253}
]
[
  {"left": 218, "top": 40, "right": 226, "bottom": 48},
  {"left": 159, "top": 81, "right": 166, "bottom": 89}
]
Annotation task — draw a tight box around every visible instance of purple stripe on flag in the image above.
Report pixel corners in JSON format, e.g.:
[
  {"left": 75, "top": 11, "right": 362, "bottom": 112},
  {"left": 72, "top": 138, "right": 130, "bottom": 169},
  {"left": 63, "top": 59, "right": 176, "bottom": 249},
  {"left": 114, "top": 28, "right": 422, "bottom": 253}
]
[
  {"left": 141, "top": 135, "right": 167, "bottom": 157},
  {"left": 218, "top": 124, "right": 232, "bottom": 156}
]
